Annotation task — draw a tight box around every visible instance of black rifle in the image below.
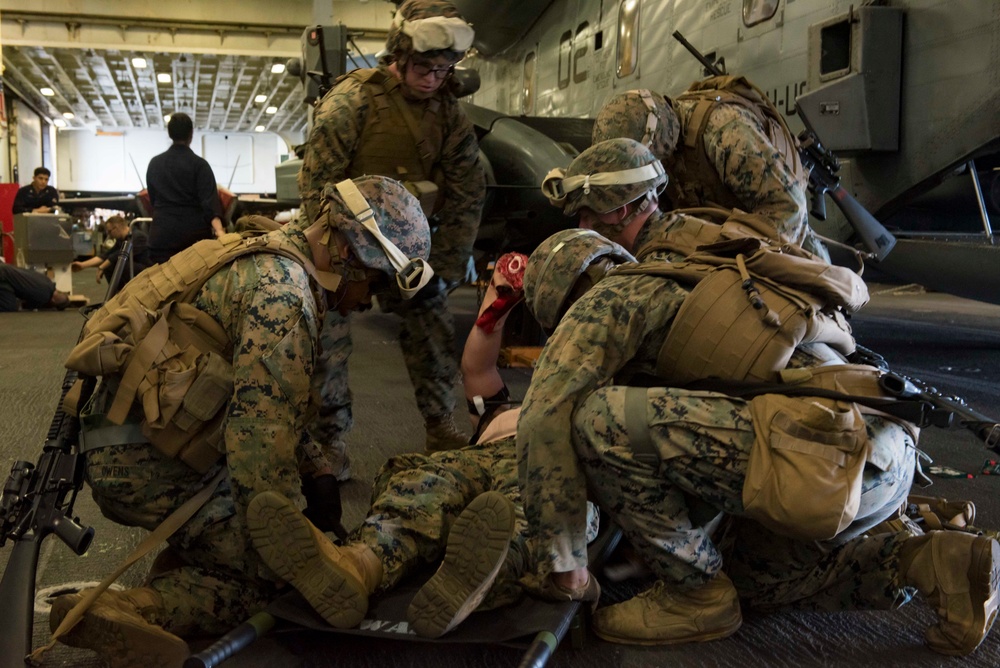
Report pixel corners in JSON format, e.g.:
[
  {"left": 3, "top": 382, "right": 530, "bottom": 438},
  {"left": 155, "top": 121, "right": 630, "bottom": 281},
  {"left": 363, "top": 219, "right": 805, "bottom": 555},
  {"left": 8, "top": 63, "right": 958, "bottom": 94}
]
[
  {"left": 104, "top": 225, "right": 136, "bottom": 300},
  {"left": 0, "top": 371, "right": 95, "bottom": 667},
  {"left": 879, "top": 372, "right": 1000, "bottom": 451},
  {"left": 671, "top": 31, "right": 898, "bottom": 261}
]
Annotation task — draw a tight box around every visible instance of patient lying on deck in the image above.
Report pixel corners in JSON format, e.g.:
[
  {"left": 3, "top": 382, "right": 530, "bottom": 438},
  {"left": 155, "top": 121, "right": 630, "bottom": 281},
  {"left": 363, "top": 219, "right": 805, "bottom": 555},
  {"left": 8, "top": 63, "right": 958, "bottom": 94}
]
[{"left": 246, "top": 251, "right": 604, "bottom": 639}]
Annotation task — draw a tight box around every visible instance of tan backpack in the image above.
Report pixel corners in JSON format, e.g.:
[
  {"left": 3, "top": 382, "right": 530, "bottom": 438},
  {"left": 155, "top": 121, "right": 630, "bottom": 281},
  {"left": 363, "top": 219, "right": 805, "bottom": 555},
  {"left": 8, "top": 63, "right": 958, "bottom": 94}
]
[
  {"left": 614, "top": 212, "right": 868, "bottom": 385},
  {"left": 65, "top": 231, "right": 326, "bottom": 473}
]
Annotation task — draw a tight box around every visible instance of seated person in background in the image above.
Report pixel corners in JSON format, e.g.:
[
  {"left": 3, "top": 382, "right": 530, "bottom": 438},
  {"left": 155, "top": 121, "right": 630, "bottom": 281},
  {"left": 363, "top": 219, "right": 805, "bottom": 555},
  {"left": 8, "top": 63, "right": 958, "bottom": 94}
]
[
  {"left": 0, "top": 263, "right": 69, "bottom": 312},
  {"left": 71, "top": 216, "right": 152, "bottom": 292},
  {"left": 12, "top": 167, "right": 60, "bottom": 214},
  {"left": 244, "top": 246, "right": 619, "bottom": 641}
]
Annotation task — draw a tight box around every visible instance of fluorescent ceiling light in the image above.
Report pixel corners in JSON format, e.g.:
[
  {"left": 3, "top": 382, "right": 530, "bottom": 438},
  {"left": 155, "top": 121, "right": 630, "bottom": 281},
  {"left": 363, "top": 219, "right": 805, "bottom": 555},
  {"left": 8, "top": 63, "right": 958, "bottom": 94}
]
[
  {"left": 270, "top": 63, "right": 286, "bottom": 74},
  {"left": 40, "top": 87, "right": 55, "bottom": 96},
  {"left": 157, "top": 73, "right": 171, "bottom": 83},
  {"left": 132, "top": 57, "right": 147, "bottom": 68},
  {"left": 265, "top": 106, "right": 278, "bottom": 114},
  {"left": 63, "top": 112, "right": 75, "bottom": 119},
  {"left": 53, "top": 119, "right": 67, "bottom": 128},
  {"left": 254, "top": 94, "right": 267, "bottom": 104},
  {"left": 254, "top": 125, "right": 265, "bottom": 132}
]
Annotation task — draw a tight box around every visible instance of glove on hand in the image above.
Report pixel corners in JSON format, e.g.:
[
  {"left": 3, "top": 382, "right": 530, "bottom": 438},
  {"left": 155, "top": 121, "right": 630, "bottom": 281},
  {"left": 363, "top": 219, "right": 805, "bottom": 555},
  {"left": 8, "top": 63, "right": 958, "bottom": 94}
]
[{"left": 301, "top": 474, "right": 348, "bottom": 541}]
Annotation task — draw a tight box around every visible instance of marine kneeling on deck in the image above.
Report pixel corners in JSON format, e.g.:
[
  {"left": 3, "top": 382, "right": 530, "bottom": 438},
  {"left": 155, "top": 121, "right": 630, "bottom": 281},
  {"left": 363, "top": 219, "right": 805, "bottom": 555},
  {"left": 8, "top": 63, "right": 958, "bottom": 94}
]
[
  {"left": 44, "top": 175, "right": 435, "bottom": 667},
  {"left": 514, "top": 139, "right": 1000, "bottom": 656}
]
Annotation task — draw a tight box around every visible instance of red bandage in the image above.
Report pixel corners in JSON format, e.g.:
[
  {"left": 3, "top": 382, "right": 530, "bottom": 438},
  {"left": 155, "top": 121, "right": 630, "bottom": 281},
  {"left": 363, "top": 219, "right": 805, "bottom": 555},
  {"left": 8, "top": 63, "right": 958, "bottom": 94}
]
[{"left": 475, "top": 252, "right": 528, "bottom": 334}]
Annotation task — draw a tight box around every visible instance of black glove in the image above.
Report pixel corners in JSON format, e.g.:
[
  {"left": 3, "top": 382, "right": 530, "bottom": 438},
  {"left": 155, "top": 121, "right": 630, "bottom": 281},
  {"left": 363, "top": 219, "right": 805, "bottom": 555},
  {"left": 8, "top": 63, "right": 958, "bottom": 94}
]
[{"left": 301, "top": 474, "right": 348, "bottom": 542}]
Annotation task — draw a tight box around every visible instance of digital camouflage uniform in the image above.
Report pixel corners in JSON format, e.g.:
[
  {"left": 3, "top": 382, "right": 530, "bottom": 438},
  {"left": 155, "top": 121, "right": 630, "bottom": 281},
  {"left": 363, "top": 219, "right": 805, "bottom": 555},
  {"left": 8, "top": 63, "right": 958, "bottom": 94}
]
[
  {"left": 83, "top": 226, "right": 325, "bottom": 635},
  {"left": 299, "top": 60, "right": 485, "bottom": 454},
  {"left": 517, "top": 214, "right": 918, "bottom": 612},
  {"left": 593, "top": 88, "right": 818, "bottom": 252},
  {"left": 345, "top": 410, "right": 598, "bottom": 608}
]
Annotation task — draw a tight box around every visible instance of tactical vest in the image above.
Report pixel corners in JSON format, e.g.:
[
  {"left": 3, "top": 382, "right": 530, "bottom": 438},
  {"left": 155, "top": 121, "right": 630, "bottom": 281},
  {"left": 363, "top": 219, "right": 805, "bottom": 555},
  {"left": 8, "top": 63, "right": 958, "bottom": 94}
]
[
  {"left": 616, "top": 211, "right": 867, "bottom": 385},
  {"left": 665, "top": 75, "right": 806, "bottom": 214},
  {"left": 345, "top": 69, "right": 446, "bottom": 214},
  {"left": 65, "top": 231, "right": 327, "bottom": 473}
]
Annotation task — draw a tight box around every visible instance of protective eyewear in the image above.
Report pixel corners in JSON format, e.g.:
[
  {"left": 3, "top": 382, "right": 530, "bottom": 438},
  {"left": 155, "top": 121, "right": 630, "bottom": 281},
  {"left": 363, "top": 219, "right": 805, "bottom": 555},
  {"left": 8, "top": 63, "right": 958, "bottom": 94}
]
[{"left": 410, "top": 62, "right": 455, "bottom": 80}]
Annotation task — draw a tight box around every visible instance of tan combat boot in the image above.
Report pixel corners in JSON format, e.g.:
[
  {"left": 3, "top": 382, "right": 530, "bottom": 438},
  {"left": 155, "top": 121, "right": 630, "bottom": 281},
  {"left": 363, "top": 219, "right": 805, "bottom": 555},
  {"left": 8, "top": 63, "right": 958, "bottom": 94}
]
[
  {"left": 592, "top": 572, "right": 742, "bottom": 645},
  {"left": 407, "top": 491, "right": 516, "bottom": 638},
  {"left": 247, "top": 490, "right": 383, "bottom": 628},
  {"left": 48, "top": 586, "right": 188, "bottom": 668},
  {"left": 425, "top": 414, "right": 469, "bottom": 452},
  {"left": 898, "top": 530, "right": 1000, "bottom": 655}
]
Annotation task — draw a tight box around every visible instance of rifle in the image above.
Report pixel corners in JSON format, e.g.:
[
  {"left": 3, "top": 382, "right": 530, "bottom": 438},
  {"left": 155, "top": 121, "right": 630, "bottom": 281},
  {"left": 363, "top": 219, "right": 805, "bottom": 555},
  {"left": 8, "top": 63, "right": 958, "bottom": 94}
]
[
  {"left": 0, "top": 371, "right": 95, "bottom": 667},
  {"left": 671, "top": 31, "right": 898, "bottom": 261}
]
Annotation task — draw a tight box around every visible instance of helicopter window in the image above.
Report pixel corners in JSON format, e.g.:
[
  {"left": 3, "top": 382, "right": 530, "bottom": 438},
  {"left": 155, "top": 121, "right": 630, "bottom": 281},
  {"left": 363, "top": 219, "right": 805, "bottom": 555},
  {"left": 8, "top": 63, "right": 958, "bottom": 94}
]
[
  {"left": 558, "top": 31, "right": 572, "bottom": 89},
  {"left": 743, "top": 0, "right": 779, "bottom": 27},
  {"left": 820, "top": 20, "right": 852, "bottom": 76},
  {"left": 617, "top": 0, "right": 640, "bottom": 77},
  {"left": 522, "top": 51, "right": 536, "bottom": 114}
]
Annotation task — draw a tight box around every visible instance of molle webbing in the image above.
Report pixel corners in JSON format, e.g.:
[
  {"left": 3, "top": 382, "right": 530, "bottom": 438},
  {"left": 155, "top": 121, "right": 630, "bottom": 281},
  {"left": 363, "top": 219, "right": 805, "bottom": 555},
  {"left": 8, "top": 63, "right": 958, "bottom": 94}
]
[
  {"left": 348, "top": 69, "right": 445, "bottom": 204},
  {"left": 67, "top": 232, "right": 323, "bottom": 472},
  {"left": 612, "top": 238, "right": 866, "bottom": 386}
]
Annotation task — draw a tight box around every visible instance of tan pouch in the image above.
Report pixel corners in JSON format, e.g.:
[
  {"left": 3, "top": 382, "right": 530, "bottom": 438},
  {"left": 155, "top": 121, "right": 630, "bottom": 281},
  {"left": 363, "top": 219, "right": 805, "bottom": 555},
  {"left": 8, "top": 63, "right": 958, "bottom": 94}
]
[
  {"left": 743, "top": 394, "right": 869, "bottom": 541},
  {"left": 404, "top": 180, "right": 440, "bottom": 218}
]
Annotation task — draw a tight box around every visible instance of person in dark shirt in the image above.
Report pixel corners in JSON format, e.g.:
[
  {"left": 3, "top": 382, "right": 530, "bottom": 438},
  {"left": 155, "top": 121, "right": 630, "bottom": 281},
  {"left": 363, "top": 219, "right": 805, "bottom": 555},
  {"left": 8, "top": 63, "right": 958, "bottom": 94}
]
[
  {"left": 12, "top": 167, "right": 60, "bottom": 214},
  {"left": 145, "top": 112, "right": 224, "bottom": 263},
  {"left": 71, "top": 215, "right": 152, "bottom": 293},
  {"left": 0, "top": 263, "right": 69, "bottom": 311}
]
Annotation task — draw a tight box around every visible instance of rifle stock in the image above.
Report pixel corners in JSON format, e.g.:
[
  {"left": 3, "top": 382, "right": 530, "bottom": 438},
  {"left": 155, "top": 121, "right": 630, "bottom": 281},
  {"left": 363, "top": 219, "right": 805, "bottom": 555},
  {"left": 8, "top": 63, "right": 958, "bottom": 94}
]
[{"left": 0, "top": 371, "right": 95, "bottom": 667}]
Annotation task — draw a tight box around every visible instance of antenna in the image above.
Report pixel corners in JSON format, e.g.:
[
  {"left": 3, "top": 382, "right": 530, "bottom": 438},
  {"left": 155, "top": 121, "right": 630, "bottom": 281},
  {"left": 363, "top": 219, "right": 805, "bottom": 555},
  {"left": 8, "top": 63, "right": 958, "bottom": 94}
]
[
  {"left": 227, "top": 155, "right": 240, "bottom": 190},
  {"left": 128, "top": 154, "right": 145, "bottom": 189}
]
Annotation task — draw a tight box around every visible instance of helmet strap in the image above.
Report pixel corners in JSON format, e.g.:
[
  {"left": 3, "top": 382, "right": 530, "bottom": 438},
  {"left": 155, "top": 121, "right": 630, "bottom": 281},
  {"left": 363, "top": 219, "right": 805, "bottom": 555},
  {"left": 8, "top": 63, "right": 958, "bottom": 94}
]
[{"left": 333, "top": 179, "right": 435, "bottom": 299}]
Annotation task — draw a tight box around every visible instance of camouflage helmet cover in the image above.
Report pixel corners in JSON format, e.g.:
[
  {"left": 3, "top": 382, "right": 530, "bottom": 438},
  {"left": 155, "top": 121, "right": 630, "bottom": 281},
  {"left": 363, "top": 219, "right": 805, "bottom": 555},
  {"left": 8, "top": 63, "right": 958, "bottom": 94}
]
[
  {"left": 542, "top": 137, "right": 668, "bottom": 216},
  {"left": 322, "top": 175, "right": 434, "bottom": 298},
  {"left": 592, "top": 89, "right": 681, "bottom": 161},
  {"left": 385, "top": 0, "right": 474, "bottom": 61},
  {"left": 524, "top": 228, "right": 636, "bottom": 331}
]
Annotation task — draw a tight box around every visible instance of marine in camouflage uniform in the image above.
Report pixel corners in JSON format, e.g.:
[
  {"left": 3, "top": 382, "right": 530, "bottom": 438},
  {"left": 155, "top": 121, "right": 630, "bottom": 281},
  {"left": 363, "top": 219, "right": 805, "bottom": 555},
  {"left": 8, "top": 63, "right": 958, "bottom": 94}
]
[
  {"left": 592, "top": 86, "right": 827, "bottom": 256},
  {"left": 241, "top": 254, "right": 602, "bottom": 640},
  {"left": 519, "top": 218, "right": 1000, "bottom": 651},
  {"left": 299, "top": 0, "right": 485, "bottom": 460},
  {"left": 47, "top": 176, "right": 434, "bottom": 666}
]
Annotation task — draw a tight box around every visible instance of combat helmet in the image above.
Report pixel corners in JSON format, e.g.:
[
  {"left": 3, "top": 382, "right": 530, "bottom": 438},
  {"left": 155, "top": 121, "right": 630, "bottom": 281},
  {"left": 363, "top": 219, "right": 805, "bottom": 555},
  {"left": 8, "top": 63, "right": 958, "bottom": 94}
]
[
  {"left": 524, "top": 229, "right": 636, "bottom": 331},
  {"left": 542, "top": 138, "right": 668, "bottom": 216},
  {"left": 321, "top": 175, "right": 434, "bottom": 299},
  {"left": 385, "top": 0, "right": 475, "bottom": 64},
  {"left": 592, "top": 89, "right": 681, "bottom": 161}
]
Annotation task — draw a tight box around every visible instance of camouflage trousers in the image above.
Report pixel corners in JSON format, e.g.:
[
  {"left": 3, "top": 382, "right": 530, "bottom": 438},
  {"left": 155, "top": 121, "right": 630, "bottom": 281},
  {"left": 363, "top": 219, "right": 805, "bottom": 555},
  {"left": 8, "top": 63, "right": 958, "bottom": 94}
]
[
  {"left": 309, "top": 289, "right": 458, "bottom": 451},
  {"left": 572, "top": 386, "right": 916, "bottom": 599},
  {"left": 84, "top": 444, "right": 279, "bottom": 636},
  {"left": 353, "top": 436, "right": 527, "bottom": 606}
]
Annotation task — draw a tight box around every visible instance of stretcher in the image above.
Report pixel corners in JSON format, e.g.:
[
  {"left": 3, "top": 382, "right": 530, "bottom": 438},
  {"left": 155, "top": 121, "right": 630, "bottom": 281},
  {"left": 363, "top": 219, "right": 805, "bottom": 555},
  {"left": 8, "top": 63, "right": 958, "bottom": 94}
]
[{"left": 186, "top": 519, "right": 622, "bottom": 668}]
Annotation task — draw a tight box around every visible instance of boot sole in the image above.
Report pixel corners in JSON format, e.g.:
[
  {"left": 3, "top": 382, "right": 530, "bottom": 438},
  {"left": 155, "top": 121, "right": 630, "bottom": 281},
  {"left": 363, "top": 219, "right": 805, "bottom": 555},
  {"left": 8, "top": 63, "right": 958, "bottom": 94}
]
[
  {"left": 247, "top": 490, "right": 368, "bottom": 628},
  {"left": 50, "top": 594, "right": 189, "bottom": 668},
  {"left": 932, "top": 536, "right": 1000, "bottom": 656},
  {"left": 407, "top": 491, "right": 516, "bottom": 638}
]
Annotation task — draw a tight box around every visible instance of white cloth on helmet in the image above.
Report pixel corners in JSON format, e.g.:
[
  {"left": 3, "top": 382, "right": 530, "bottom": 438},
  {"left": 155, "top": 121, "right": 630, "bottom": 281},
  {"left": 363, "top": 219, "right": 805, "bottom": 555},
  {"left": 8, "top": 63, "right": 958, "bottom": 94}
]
[{"left": 398, "top": 16, "right": 475, "bottom": 53}]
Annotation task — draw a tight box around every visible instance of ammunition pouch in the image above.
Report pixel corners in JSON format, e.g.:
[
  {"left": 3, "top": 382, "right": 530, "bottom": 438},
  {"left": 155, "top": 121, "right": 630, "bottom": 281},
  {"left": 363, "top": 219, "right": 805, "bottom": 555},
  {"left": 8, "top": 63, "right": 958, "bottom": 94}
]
[
  {"left": 743, "top": 393, "right": 869, "bottom": 541},
  {"left": 403, "top": 180, "right": 441, "bottom": 218}
]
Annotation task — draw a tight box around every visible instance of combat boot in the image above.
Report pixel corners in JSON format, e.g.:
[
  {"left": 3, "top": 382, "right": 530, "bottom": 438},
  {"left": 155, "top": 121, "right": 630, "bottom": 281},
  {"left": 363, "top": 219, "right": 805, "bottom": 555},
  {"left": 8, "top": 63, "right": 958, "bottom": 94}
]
[
  {"left": 247, "top": 490, "right": 383, "bottom": 628},
  {"left": 592, "top": 572, "right": 742, "bottom": 645},
  {"left": 407, "top": 491, "right": 516, "bottom": 638},
  {"left": 48, "top": 586, "right": 188, "bottom": 668},
  {"left": 898, "top": 530, "right": 1000, "bottom": 655},
  {"left": 425, "top": 414, "right": 468, "bottom": 452}
]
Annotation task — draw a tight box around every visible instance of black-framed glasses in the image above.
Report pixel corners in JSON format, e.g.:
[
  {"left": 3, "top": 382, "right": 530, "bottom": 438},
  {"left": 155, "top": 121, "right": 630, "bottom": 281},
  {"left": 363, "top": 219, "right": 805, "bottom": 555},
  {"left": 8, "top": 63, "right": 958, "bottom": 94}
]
[{"left": 410, "top": 62, "right": 454, "bottom": 80}]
